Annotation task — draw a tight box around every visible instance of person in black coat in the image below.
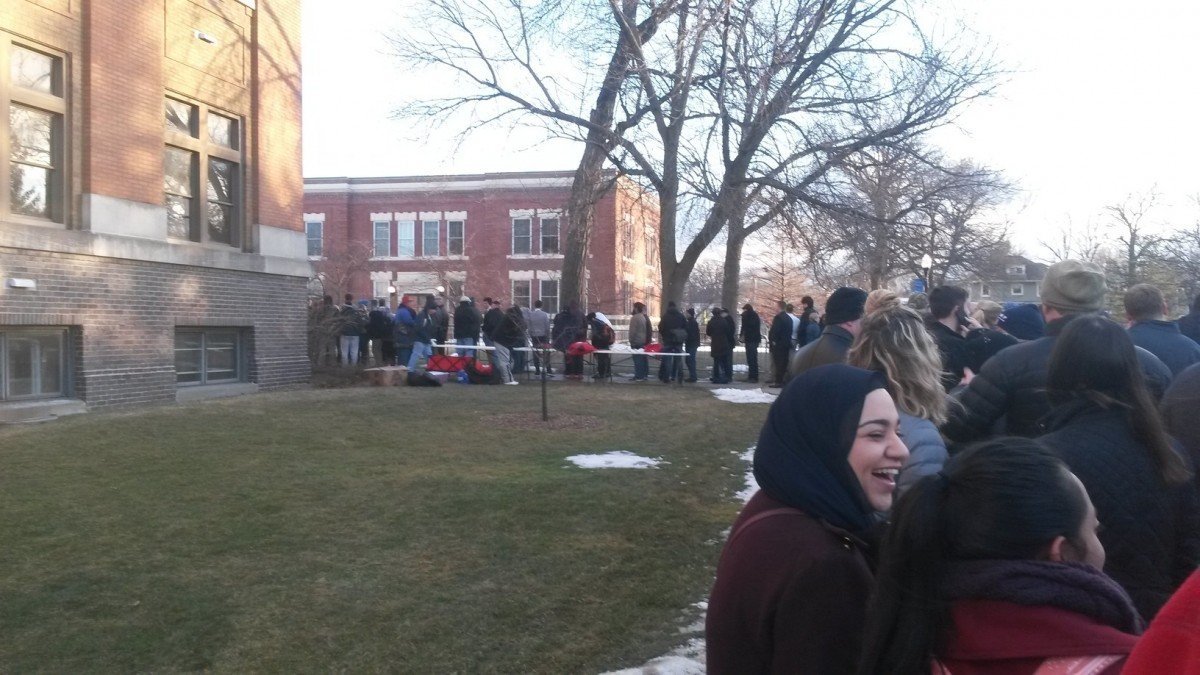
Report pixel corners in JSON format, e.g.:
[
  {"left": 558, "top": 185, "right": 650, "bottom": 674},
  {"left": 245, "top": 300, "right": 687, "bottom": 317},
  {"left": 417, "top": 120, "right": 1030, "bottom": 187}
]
[
  {"left": 925, "top": 286, "right": 975, "bottom": 391},
  {"left": 740, "top": 304, "right": 762, "bottom": 382},
  {"left": 552, "top": 301, "right": 586, "bottom": 379},
  {"left": 707, "top": 308, "right": 733, "bottom": 384},
  {"left": 768, "top": 300, "right": 794, "bottom": 388},
  {"left": 658, "top": 302, "right": 688, "bottom": 383},
  {"left": 453, "top": 297, "right": 482, "bottom": 347},
  {"left": 788, "top": 287, "right": 867, "bottom": 383},
  {"left": 1039, "top": 315, "right": 1200, "bottom": 620},
  {"left": 684, "top": 307, "right": 701, "bottom": 382},
  {"left": 481, "top": 298, "right": 504, "bottom": 347}
]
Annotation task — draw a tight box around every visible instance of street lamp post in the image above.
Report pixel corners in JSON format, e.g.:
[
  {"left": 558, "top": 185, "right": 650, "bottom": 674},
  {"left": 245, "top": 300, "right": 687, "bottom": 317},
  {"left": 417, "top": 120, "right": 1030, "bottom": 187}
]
[{"left": 920, "top": 254, "right": 933, "bottom": 292}]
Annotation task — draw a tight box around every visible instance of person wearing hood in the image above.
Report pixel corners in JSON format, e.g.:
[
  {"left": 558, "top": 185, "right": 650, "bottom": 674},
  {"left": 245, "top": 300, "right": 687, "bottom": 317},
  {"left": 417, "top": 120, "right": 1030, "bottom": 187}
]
[
  {"left": 706, "top": 365, "right": 908, "bottom": 673},
  {"left": 589, "top": 311, "right": 615, "bottom": 379}
]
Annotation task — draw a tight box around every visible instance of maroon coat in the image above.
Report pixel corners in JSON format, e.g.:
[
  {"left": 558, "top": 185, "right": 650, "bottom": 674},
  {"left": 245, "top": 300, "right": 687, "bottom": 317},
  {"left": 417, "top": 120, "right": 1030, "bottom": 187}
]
[
  {"left": 705, "top": 491, "right": 873, "bottom": 674},
  {"left": 936, "top": 600, "right": 1139, "bottom": 675}
]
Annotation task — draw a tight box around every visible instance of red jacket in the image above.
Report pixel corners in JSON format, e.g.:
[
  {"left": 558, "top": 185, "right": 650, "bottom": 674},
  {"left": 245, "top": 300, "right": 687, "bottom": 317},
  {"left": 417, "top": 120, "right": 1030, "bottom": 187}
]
[
  {"left": 705, "top": 491, "right": 873, "bottom": 674},
  {"left": 1123, "top": 569, "right": 1200, "bottom": 675},
  {"left": 935, "top": 599, "right": 1139, "bottom": 675}
]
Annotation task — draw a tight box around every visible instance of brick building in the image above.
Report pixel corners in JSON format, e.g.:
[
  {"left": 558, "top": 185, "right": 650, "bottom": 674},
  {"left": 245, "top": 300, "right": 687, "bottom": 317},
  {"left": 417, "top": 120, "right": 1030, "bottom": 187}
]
[
  {"left": 303, "top": 172, "right": 662, "bottom": 317},
  {"left": 0, "top": 0, "right": 308, "bottom": 421}
]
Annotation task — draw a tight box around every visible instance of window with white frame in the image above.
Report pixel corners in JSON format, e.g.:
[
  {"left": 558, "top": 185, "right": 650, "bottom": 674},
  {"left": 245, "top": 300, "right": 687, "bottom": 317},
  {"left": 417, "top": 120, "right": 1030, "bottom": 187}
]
[
  {"left": 373, "top": 220, "right": 390, "bottom": 257},
  {"left": 447, "top": 220, "right": 465, "bottom": 255},
  {"left": 512, "top": 280, "right": 532, "bottom": 308},
  {"left": 644, "top": 229, "right": 658, "bottom": 265},
  {"left": 1006, "top": 265, "right": 1026, "bottom": 276},
  {"left": 305, "top": 220, "right": 323, "bottom": 257},
  {"left": 4, "top": 40, "right": 67, "bottom": 223},
  {"left": 539, "top": 279, "right": 559, "bottom": 314},
  {"left": 540, "top": 216, "right": 559, "bottom": 254},
  {"left": 372, "top": 279, "right": 390, "bottom": 299},
  {"left": 422, "top": 220, "right": 439, "bottom": 256},
  {"left": 0, "top": 328, "right": 67, "bottom": 400},
  {"left": 980, "top": 284, "right": 990, "bottom": 297},
  {"left": 512, "top": 218, "right": 532, "bottom": 255},
  {"left": 174, "top": 329, "right": 242, "bottom": 386},
  {"left": 1011, "top": 285, "right": 1025, "bottom": 296},
  {"left": 164, "top": 96, "right": 241, "bottom": 245},
  {"left": 397, "top": 220, "right": 415, "bottom": 256}
]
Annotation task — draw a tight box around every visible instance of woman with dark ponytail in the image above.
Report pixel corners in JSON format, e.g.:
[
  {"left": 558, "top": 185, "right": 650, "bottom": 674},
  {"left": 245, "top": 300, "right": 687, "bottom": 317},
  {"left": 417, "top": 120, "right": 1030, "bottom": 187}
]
[
  {"left": 1040, "top": 315, "right": 1200, "bottom": 620},
  {"left": 706, "top": 364, "right": 908, "bottom": 673},
  {"left": 859, "top": 438, "right": 1142, "bottom": 675}
]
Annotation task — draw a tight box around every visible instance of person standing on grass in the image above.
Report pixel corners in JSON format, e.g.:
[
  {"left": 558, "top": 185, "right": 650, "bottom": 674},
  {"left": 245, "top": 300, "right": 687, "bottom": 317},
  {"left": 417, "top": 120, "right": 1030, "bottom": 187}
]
[
  {"left": 393, "top": 295, "right": 416, "bottom": 367},
  {"left": 740, "top": 303, "right": 762, "bottom": 383},
  {"left": 798, "top": 296, "right": 818, "bottom": 347},
  {"left": 589, "top": 312, "right": 615, "bottom": 380},
  {"left": 407, "top": 301, "right": 439, "bottom": 371},
  {"left": 482, "top": 297, "right": 503, "bottom": 348},
  {"left": 629, "top": 302, "right": 653, "bottom": 381},
  {"left": 490, "top": 305, "right": 526, "bottom": 385},
  {"left": 454, "top": 296, "right": 482, "bottom": 349},
  {"left": 553, "top": 300, "right": 587, "bottom": 380},
  {"left": 337, "top": 294, "right": 366, "bottom": 367},
  {"left": 707, "top": 364, "right": 908, "bottom": 674},
  {"left": 684, "top": 307, "right": 701, "bottom": 382},
  {"left": 367, "top": 299, "right": 394, "bottom": 366},
  {"left": 707, "top": 308, "right": 733, "bottom": 384},
  {"left": 658, "top": 301, "right": 688, "bottom": 383},
  {"left": 768, "top": 300, "right": 792, "bottom": 388},
  {"left": 527, "top": 300, "right": 553, "bottom": 375}
]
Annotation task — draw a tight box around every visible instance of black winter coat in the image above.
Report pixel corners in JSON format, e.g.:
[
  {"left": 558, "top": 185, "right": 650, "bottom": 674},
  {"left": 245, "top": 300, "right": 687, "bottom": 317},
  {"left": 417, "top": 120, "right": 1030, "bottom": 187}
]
[
  {"left": 941, "top": 316, "right": 1174, "bottom": 442},
  {"left": 964, "top": 327, "right": 1019, "bottom": 374},
  {"left": 659, "top": 308, "right": 688, "bottom": 346},
  {"left": 740, "top": 309, "right": 762, "bottom": 344},
  {"left": 787, "top": 325, "right": 853, "bottom": 382},
  {"left": 685, "top": 317, "right": 701, "bottom": 350},
  {"left": 1177, "top": 311, "right": 1200, "bottom": 344},
  {"left": 482, "top": 307, "right": 504, "bottom": 340},
  {"left": 768, "top": 311, "right": 793, "bottom": 351},
  {"left": 927, "top": 319, "right": 971, "bottom": 391},
  {"left": 1129, "top": 320, "right": 1200, "bottom": 376},
  {"left": 453, "top": 303, "right": 482, "bottom": 341},
  {"left": 706, "top": 317, "right": 731, "bottom": 352},
  {"left": 1040, "top": 399, "right": 1200, "bottom": 620}
]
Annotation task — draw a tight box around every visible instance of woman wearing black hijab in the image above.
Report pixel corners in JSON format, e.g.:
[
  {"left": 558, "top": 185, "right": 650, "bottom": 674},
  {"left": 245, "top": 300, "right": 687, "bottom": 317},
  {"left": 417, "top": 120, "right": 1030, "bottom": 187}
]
[{"left": 706, "top": 364, "right": 908, "bottom": 673}]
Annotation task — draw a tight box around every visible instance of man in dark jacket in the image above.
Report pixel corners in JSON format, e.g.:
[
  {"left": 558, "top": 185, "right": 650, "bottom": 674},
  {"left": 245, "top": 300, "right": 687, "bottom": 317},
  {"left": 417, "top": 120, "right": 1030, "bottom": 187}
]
[
  {"left": 797, "top": 296, "right": 818, "bottom": 347},
  {"left": 707, "top": 308, "right": 734, "bottom": 384},
  {"left": 337, "top": 294, "right": 367, "bottom": 367},
  {"left": 658, "top": 301, "right": 688, "bottom": 383},
  {"left": 453, "top": 296, "right": 482, "bottom": 347},
  {"left": 481, "top": 297, "right": 504, "bottom": 347},
  {"left": 392, "top": 295, "right": 417, "bottom": 367},
  {"left": 767, "top": 300, "right": 793, "bottom": 388},
  {"left": 366, "top": 299, "right": 394, "bottom": 366},
  {"left": 1126, "top": 284, "right": 1200, "bottom": 376},
  {"left": 1177, "top": 292, "right": 1200, "bottom": 344},
  {"left": 942, "top": 260, "right": 1173, "bottom": 443},
  {"left": 684, "top": 307, "right": 701, "bottom": 382},
  {"left": 787, "top": 287, "right": 867, "bottom": 382},
  {"left": 926, "top": 285, "right": 975, "bottom": 391},
  {"left": 552, "top": 301, "right": 586, "bottom": 379},
  {"left": 739, "top": 304, "right": 762, "bottom": 382}
]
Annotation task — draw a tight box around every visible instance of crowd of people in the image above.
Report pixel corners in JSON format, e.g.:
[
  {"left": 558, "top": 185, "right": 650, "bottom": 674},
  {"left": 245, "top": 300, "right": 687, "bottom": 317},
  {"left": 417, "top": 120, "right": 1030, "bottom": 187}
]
[{"left": 706, "top": 259, "right": 1200, "bottom": 674}]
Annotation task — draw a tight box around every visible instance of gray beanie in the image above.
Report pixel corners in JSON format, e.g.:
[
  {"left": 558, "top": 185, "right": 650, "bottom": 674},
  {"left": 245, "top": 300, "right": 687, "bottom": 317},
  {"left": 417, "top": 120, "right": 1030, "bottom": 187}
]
[{"left": 1040, "top": 260, "right": 1106, "bottom": 313}]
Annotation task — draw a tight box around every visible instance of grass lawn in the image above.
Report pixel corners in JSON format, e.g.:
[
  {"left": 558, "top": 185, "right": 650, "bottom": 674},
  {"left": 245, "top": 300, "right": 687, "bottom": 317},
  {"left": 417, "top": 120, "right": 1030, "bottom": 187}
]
[{"left": 0, "top": 382, "right": 768, "bottom": 673}]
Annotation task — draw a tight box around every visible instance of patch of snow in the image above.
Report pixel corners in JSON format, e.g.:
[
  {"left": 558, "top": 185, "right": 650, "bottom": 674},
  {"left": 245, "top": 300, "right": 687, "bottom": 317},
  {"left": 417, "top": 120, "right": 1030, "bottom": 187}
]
[
  {"left": 567, "top": 451, "right": 662, "bottom": 469},
  {"left": 710, "top": 388, "right": 777, "bottom": 404},
  {"left": 734, "top": 446, "right": 758, "bottom": 503},
  {"left": 732, "top": 364, "right": 749, "bottom": 373},
  {"left": 610, "top": 343, "right": 634, "bottom": 352}
]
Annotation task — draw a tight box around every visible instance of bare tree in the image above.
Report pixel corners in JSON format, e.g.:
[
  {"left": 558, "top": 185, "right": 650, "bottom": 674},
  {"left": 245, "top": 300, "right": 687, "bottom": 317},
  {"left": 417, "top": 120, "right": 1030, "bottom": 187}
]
[
  {"left": 312, "top": 240, "right": 375, "bottom": 302},
  {"left": 1103, "top": 190, "right": 1163, "bottom": 292},
  {"left": 1038, "top": 215, "right": 1109, "bottom": 264},
  {"left": 1156, "top": 195, "right": 1200, "bottom": 308},
  {"left": 683, "top": 258, "right": 724, "bottom": 307}
]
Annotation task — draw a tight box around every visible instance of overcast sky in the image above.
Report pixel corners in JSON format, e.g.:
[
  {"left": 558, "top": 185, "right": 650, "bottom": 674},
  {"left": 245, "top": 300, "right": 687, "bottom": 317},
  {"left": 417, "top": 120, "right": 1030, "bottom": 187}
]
[{"left": 302, "top": 1, "right": 1200, "bottom": 257}]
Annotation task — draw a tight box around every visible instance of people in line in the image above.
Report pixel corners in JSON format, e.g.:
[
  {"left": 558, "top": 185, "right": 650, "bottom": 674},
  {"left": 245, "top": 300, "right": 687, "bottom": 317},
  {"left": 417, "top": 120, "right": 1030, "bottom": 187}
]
[
  {"left": 847, "top": 297, "right": 949, "bottom": 496},
  {"left": 366, "top": 299, "right": 394, "bottom": 366},
  {"left": 683, "top": 307, "right": 700, "bottom": 383},
  {"left": 942, "top": 260, "right": 1172, "bottom": 442},
  {"left": 787, "top": 286, "right": 867, "bottom": 382},
  {"left": 658, "top": 301, "right": 688, "bottom": 383},
  {"left": 739, "top": 303, "right": 762, "bottom": 383},
  {"left": 392, "top": 295, "right": 416, "bottom": 368},
  {"left": 407, "top": 300, "right": 439, "bottom": 371},
  {"left": 527, "top": 300, "right": 553, "bottom": 375},
  {"left": 453, "top": 295, "right": 482, "bottom": 348},
  {"left": 706, "top": 364, "right": 908, "bottom": 673},
  {"left": 488, "top": 304, "right": 526, "bottom": 385},
  {"left": 337, "top": 293, "right": 366, "bottom": 367},
  {"left": 588, "top": 311, "right": 615, "bottom": 380},
  {"left": 858, "top": 438, "right": 1143, "bottom": 675},
  {"left": 1039, "top": 314, "right": 1200, "bottom": 619},
  {"left": 707, "top": 308, "right": 734, "bottom": 384},
  {"left": 481, "top": 297, "right": 503, "bottom": 348},
  {"left": 965, "top": 298, "right": 1019, "bottom": 374},
  {"left": 629, "top": 302, "right": 652, "bottom": 381},
  {"left": 925, "top": 285, "right": 975, "bottom": 391},
  {"left": 553, "top": 301, "right": 587, "bottom": 380},
  {"left": 1125, "top": 283, "right": 1200, "bottom": 376},
  {"left": 767, "top": 300, "right": 794, "bottom": 388}
]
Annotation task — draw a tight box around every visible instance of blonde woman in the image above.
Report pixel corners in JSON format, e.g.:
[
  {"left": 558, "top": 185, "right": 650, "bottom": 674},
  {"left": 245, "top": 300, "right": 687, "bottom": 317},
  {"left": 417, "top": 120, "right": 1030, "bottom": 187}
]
[{"left": 848, "top": 298, "right": 949, "bottom": 495}]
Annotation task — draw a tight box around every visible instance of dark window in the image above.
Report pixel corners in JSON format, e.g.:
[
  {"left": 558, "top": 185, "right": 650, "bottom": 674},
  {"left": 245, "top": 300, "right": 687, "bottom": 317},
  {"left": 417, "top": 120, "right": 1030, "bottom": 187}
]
[
  {"left": 175, "top": 330, "right": 242, "bottom": 385},
  {"left": 540, "top": 216, "right": 559, "bottom": 254},
  {"left": 512, "top": 218, "right": 531, "bottom": 255},
  {"left": 447, "top": 220, "right": 464, "bottom": 255},
  {"left": 5, "top": 42, "right": 66, "bottom": 223},
  {"left": 306, "top": 221, "right": 323, "bottom": 257},
  {"left": 164, "top": 96, "right": 241, "bottom": 246},
  {"left": 1, "top": 329, "right": 66, "bottom": 400}
]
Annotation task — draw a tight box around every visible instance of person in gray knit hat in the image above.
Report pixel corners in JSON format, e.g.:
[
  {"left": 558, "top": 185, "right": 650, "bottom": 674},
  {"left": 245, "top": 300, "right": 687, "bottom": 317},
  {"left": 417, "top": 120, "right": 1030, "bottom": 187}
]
[
  {"left": 942, "top": 260, "right": 1172, "bottom": 443},
  {"left": 785, "top": 287, "right": 868, "bottom": 383}
]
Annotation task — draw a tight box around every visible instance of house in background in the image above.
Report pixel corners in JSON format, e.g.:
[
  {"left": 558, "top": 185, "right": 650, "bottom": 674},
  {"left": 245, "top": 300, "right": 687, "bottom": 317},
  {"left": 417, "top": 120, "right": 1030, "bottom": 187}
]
[
  {"left": 966, "top": 255, "right": 1049, "bottom": 304},
  {"left": 0, "top": 0, "right": 308, "bottom": 422},
  {"left": 303, "top": 172, "right": 662, "bottom": 316}
]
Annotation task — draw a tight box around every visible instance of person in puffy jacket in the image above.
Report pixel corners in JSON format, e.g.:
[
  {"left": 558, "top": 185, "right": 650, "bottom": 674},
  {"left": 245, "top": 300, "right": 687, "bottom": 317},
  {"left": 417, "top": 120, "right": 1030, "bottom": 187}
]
[
  {"left": 859, "top": 438, "right": 1142, "bottom": 675},
  {"left": 1039, "top": 315, "right": 1200, "bottom": 620}
]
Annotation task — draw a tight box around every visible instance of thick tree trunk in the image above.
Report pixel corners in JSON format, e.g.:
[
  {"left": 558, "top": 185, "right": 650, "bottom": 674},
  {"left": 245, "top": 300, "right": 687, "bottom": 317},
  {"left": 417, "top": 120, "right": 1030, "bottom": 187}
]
[{"left": 721, "top": 216, "right": 747, "bottom": 311}]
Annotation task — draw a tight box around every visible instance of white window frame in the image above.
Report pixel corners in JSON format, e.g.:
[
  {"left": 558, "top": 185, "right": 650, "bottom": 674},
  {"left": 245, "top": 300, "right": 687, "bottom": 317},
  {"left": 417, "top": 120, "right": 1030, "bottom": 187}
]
[
  {"left": 539, "top": 215, "right": 560, "bottom": 255},
  {"left": 980, "top": 284, "right": 990, "bottom": 298},
  {"left": 512, "top": 217, "right": 532, "bottom": 255},
  {"left": 421, "top": 220, "right": 439, "bottom": 257},
  {"left": 174, "top": 329, "right": 243, "bottom": 386},
  {"left": 372, "top": 220, "right": 391, "bottom": 257},
  {"left": 539, "top": 279, "right": 559, "bottom": 315},
  {"left": 512, "top": 279, "right": 532, "bottom": 308},
  {"left": 372, "top": 279, "right": 390, "bottom": 299},
  {"left": 1011, "top": 285, "right": 1025, "bottom": 296},
  {"left": 1007, "top": 265, "right": 1026, "bottom": 276},
  {"left": 447, "top": 220, "right": 465, "bottom": 256},
  {"left": 397, "top": 220, "right": 415, "bottom": 257},
  {"left": 305, "top": 220, "right": 323, "bottom": 257},
  {"left": 0, "top": 328, "right": 67, "bottom": 400}
]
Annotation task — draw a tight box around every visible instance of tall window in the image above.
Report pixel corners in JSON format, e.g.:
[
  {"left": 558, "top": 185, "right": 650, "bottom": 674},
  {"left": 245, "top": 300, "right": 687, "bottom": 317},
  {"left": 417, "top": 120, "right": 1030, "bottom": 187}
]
[
  {"left": 540, "top": 216, "right": 559, "bottom": 254},
  {"left": 644, "top": 229, "right": 658, "bottom": 265},
  {"left": 512, "top": 280, "right": 532, "bottom": 309},
  {"left": 373, "top": 220, "right": 390, "bottom": 257},
  {"left": 175, "top": 329, "right": 242, "bottom": 385},
  {"left": 4, "top": 41, "right": 66, "bottom": 223},
  {"left": 447, "top": 220, "right": 465, "bottom": 255},
  {"left": 305, "top": 221, "right": 323, "bottom": 257},
  {"left": 512, "top": 218, "right": 531, "bottom": 254},
  {"left": 539, "top": 279, "right": 559, "bottom": 314},
  {"left": 164, "top": 96, "right": 241, "bottom": 245},
  {"left": 422, "top": 220, "right": 439, "bottom": 256},
  {"left": 397, "top": 220, "right": 415, "bottom": 256},
  {"left": 0, "top": 329, "right": 66, "bottom": 400}
]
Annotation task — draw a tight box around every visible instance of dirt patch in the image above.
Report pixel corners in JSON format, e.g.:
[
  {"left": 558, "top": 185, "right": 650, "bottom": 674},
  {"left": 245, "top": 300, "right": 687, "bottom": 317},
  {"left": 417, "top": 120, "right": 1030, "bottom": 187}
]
[{"left": 482, "top": 412, "right": 604, "bottom": 431}]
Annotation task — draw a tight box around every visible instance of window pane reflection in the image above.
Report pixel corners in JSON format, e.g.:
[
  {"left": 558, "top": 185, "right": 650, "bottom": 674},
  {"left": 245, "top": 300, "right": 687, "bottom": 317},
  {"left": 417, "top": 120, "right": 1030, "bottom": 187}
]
[
  {"left": 11, "top": 45, "right": 55, "bottom": 93},
  {"left": 11, "top": 164, "right": 48, "bottom": 218}
]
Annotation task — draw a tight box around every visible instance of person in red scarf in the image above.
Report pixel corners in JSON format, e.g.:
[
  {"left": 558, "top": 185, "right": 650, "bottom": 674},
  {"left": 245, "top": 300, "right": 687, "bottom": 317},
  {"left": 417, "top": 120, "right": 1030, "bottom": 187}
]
[{"left": 858, "top": 438, "right": 1142, "bottom": 675}]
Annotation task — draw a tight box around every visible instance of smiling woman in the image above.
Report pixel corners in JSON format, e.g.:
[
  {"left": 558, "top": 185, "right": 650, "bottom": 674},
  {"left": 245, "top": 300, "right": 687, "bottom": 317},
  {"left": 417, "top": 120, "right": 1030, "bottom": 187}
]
[{"left": 705, "top": 364, "right": 908, "bottom": 674}]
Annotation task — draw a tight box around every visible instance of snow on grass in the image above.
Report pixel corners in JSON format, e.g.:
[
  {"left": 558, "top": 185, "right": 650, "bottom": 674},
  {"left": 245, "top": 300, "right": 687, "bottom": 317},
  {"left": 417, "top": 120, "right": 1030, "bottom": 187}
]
[
  {"left": 710, "top": 388, "right": 777, "bottom": 404},
  {"left": 566, "top": 451, "right": 662, "bottom": 469},
  {"left": 734, "top": 446, "right": 758, "bottom": 503}
]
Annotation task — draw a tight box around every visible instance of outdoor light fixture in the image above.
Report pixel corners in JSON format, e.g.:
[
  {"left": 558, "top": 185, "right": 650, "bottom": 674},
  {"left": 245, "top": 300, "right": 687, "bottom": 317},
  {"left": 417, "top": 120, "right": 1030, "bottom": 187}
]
[
  {"left": 193, "top": 30, "right": 218, "bottom": 45},
  {"left": 387, "top": 285, "right": 397, "bottom": 294}
]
